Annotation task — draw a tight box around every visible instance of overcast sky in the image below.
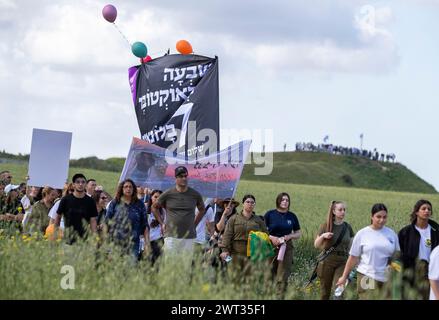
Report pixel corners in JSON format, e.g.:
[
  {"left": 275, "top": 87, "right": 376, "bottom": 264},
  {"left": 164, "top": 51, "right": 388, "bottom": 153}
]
[{"left": 1, "top": 0, "right": 438, "bottom": 191}]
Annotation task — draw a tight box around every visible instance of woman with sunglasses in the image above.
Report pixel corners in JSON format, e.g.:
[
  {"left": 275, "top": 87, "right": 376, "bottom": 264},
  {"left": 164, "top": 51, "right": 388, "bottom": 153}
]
[
  {"left": 93, "top": 190, "right": 110, "bottom": 230},
  {"left": 220, "top": 194, "right": 269, "bottom": 278},
  {"left": 314, "top": 201, "right": 354, "bottom": 300},
  {"left": 265, "top": 192, "right": 302, "bottom": 297}
]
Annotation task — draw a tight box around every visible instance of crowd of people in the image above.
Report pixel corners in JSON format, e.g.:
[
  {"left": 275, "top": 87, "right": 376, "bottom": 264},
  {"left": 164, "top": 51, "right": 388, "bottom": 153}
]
[
  {"left": 295, "top": 142, "right": 396, "bottom": 162},
  {"left": 1, "top": 168, "right": 438, "bottom": 300}
]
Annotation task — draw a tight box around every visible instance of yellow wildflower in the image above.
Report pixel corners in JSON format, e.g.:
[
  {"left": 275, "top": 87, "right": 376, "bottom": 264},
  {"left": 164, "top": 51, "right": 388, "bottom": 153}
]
[{"left": 202, "top": 283, "right": 210, "bottom": 293}]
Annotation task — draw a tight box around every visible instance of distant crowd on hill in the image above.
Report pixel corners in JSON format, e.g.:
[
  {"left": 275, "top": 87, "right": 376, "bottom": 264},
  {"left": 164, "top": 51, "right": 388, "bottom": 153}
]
[{"left": 294, "top": 142, "right": 396, "bottom": 163}]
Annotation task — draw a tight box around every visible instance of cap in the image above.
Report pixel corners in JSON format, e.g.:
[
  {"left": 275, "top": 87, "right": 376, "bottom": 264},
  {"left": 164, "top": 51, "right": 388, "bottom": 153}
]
[
  {"left": 5, "top": 184, "right": 20, "bottom": 194},
  {"left": 174, "top": 166, "right": 188, "bottom": 177},
  {"left": 218, "top": 198, "right": 240, "bottom": 207}
]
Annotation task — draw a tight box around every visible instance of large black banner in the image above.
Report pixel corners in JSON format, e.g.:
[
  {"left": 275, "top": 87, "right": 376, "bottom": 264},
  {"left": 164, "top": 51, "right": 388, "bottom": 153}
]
[{"left": 128, "top": 54, "right": 219, "bottom": 158}]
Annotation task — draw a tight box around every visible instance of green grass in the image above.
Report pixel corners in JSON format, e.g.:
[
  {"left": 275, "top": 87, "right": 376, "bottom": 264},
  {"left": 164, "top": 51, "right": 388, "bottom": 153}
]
[{"left": 1, "top": 163, "right": 439, "bottom": 299}]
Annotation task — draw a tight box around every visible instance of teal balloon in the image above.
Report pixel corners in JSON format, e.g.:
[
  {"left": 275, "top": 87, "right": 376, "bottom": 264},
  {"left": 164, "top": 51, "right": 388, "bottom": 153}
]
[{"left": 131, "top": 42, "right": 147, "bottom": 58}]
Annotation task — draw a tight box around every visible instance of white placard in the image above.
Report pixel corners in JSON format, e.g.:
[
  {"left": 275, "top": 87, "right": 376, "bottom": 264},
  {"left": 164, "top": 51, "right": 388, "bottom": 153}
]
[{"left": 28, "top": 128, "right": 72, "bottom": 189}]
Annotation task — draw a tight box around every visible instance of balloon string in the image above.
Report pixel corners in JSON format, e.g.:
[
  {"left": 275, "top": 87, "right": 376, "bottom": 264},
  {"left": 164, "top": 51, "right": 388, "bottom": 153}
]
[{"left": 112, "top": 22, "right": 131, "bottom": 48}]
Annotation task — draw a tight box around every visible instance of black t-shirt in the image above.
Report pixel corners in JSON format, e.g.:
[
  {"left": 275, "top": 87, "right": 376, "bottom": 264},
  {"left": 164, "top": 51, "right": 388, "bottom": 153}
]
[{"left": 57, "top": 193, "right": 98, "bottom": 243}]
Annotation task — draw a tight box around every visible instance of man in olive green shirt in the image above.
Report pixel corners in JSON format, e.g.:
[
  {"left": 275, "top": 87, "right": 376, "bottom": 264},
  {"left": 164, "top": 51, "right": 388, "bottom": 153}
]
[{"left": 151, "top": 166, "right": 205, "bottom": 256}]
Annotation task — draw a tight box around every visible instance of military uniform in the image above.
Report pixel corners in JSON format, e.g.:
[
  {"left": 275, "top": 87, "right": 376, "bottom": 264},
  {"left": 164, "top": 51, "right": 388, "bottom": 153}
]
[
  {"left": 221, "top": 212, "right": 268, "bottom": 277},
  {"left": 317, "top": 222, "right": 354, "bottom": 300},
  {"left": 24, "top": 200, "right": 50, "bottom": 234}
]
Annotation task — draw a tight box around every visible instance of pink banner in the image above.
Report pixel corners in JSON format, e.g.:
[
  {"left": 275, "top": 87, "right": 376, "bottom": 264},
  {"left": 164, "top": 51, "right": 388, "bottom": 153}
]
[{"left": 120, "top": 138, "right": 251, "bottom": 198}]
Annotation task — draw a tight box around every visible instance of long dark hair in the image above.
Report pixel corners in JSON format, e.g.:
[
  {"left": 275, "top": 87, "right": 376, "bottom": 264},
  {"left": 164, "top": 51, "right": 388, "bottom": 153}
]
[
  {"left": 146, "top": 189, "right": 163, "bottom": 215},
  {"left": 242, "top": 194, "right": 256, "bottom": 204},
  {"left": 410, "top": 199, "right": 433, "bottom": 223},
  {"left": 148, "top": 189, "right": 164, "bottom": 228},
  {"left": 114, "top": 179, "right": 138, "bottom": 204}
]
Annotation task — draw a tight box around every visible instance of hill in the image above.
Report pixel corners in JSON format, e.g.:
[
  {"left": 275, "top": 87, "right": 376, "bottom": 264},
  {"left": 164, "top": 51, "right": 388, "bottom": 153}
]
[
  {"left": 241, "top": 151, "right": 437, "bottom": 194},
  {"left": 1, "top": 150, "right": 436, "bottom": 194}
]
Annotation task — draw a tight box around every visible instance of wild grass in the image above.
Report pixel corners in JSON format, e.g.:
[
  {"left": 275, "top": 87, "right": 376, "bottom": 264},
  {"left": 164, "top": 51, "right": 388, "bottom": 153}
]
[{"left": 1, "top": 163, "right": 438, "bottom": 299}]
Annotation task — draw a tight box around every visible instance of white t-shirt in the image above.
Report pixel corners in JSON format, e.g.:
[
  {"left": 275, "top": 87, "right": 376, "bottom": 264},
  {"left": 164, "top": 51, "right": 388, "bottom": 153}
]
[
  {"left": 48, "top": 199, "right": 65, "bottom": 229},
  {"left": 21, "top": 195, "right": 32, "bottom": 227},
  {"left": 148, "top": 208, "right": 166, "bottom": 242},
  {"left": 21, "top": 195, "right": 32, "bottom": 212},
  {"left": 429, "top": 245, "right": 439, "bottom": 300},
  {"left": 350, "top": 226, "right": 400, "bottom": 282},
  {"left": 195, "top": 206, "right": 214, "bottom": 245},
  {"left": 415, "top": 225, "right": 432, "bottom": 262}
]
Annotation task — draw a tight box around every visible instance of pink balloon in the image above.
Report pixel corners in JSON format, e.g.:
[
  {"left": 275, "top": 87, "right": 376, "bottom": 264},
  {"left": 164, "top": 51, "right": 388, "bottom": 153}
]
[{"left": 102, "top": 4, "right": 117, "bottom": 23}]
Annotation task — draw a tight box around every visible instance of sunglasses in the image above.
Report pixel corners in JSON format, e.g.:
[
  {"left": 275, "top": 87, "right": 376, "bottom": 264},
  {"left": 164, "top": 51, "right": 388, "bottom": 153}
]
[
  {"left": 177, "top": 174, "right": 188, "bottom": 178},
  {"left": 100, "top": 196, "right": 108, "bottom": 200}
]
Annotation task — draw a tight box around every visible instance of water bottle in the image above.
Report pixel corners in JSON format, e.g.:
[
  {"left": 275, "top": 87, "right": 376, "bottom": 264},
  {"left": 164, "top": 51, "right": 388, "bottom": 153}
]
[
  {"left": 139, "top": 235, "right": 145, "bottom": 252},
  {"left": 334, "top": 280, "right": 347, "bottom": 299},
  {"left": 277, "top": 243, "right": 286, "bottom": 261},
  {"left": 334, "top": 269, "right": 356, "bottom": 299}
]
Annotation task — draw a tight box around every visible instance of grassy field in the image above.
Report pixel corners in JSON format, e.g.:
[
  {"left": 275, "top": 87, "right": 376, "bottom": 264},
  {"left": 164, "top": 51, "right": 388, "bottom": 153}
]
[{"left": 1, "top": 163, "right": 439, "bottom": 299}]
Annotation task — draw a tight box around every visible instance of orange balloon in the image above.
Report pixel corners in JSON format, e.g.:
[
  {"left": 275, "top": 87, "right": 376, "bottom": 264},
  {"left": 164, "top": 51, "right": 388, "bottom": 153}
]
[
  {"left": 45, "top": 223, "right": 63, "bottom": 240},
  {"left": 176, "top": 40, "right": 193, "bottom": 55}
]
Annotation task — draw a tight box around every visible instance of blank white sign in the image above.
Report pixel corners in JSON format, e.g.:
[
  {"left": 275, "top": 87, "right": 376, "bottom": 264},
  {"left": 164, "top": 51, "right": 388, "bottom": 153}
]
[{"left": 28, "top": 128, "right": 72, "bottom": 189}]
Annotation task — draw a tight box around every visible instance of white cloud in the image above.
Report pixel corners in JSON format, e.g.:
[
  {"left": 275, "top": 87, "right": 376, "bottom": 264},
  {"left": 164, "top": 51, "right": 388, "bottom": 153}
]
[{"left": 250, "top": 37, "right": 398, "bottom": 75}]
